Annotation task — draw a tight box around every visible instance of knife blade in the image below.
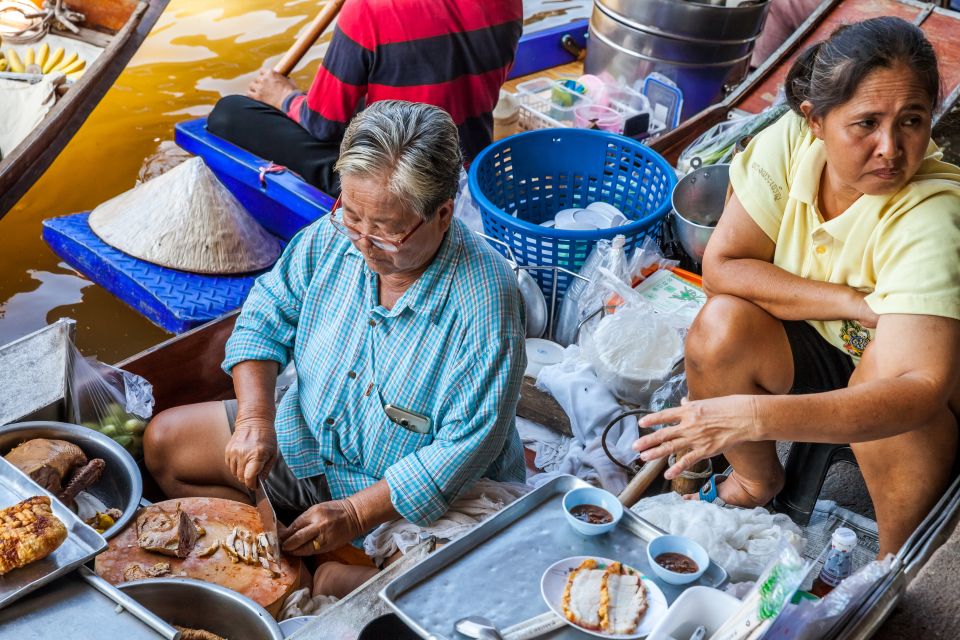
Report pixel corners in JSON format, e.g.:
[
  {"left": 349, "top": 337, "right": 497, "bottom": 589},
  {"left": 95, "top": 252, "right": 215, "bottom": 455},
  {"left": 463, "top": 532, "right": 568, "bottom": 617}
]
[{"left": 254, "top": 478, "right": 282, "bottom": 572}]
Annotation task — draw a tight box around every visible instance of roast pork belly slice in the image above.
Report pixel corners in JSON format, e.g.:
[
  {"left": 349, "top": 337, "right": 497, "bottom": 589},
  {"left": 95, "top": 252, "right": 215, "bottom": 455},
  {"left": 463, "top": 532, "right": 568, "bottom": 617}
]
[
  {"left": 601, "top": 564, "right": 647, "bottom": 635},
  {"left": 136, "top": 504, "right": 201, "bottom": 558},
  {"left": 4, "top": 439, "right": 87, "bottom": 493},
  {"left": 561, "top": 559, "right": 606, "bottom": 630}
]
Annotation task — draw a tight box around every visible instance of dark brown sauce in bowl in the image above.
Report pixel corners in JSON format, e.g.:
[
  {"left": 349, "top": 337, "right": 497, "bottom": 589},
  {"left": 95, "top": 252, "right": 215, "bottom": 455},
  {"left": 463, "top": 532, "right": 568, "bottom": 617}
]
[
  {"left": 654, "top": 552, "right": 699, "bottom": 574},
  {"left": 569, "top": 504, "right": 613, "bottom": 525}
]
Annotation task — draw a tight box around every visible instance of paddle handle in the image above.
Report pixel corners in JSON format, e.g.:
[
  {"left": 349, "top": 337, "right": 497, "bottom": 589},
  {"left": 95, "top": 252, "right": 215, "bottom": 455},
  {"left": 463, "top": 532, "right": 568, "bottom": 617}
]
[
  {"left": 273, "top": 0, "right": 347, "bottom": 76},
  {"left": 618, "top": 457, "right": 669, "bottom": 507}
]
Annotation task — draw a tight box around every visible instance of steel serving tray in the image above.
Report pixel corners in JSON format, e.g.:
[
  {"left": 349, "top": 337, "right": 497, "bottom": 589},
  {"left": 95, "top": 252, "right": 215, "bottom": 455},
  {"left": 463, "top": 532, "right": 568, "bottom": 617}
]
[
  {"left": 0, "top": 456, "right": 108, "bottom": 609},
  {"left": 0, "top": 567, "right": 177, "bottom": 639},
  {"left": 380, "top": 475, "right": 728, "bottom": 639}
]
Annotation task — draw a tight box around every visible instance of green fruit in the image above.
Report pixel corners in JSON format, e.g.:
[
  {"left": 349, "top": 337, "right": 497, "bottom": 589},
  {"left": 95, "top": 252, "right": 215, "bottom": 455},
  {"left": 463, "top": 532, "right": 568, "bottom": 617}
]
[
  {"left": 113, "top": 435, "right": 133, "bottom": 448},
  {"left": 123, "top": 418, "right": 146, "bottom": 435},
  {"left": 100, "top": 424, "right": 118, "bottom": 437},
  {"left": 81, "top": 422, "right": 99, "bottom": 431}
]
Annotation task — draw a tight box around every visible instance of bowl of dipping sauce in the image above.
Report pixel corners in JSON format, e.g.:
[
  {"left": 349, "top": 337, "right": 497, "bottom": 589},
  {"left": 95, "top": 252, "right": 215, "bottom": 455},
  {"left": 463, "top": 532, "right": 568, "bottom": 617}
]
[
  {"left": 562, "top": 486, "right": 623, "bottom": 536},
  {"left": 646, "top": 535, "right": 709, "bottom": 585}
]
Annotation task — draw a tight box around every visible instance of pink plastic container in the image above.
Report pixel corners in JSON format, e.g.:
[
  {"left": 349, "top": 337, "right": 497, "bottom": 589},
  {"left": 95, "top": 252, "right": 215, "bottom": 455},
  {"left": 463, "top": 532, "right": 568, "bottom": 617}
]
[{"left": 573, "top": 104, "right": 624, "bottom": 134}]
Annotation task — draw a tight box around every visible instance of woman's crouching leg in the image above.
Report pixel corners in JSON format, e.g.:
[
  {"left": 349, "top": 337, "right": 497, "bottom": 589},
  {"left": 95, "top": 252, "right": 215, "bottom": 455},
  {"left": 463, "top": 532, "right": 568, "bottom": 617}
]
[
  {"left": 312, "top": 561, "right": 378, "bottom": 598},
  {"left": 851, "top": 405, "right": 957, "bottom": 556},
  {"left": 143, "top": 401, "right": 250, "bottom": 502},
  {"left": 685, "top": 295, "right": 794, "bottom": 506}
]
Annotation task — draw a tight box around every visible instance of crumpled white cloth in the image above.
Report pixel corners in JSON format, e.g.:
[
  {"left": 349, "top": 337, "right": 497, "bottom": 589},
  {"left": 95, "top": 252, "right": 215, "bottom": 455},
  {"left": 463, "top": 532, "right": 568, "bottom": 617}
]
[
  {"left": 631, "top": 492, "right": 805, "bottom": 582},
  {"left": 516, "top": 416, "right": 572, "bottom": 473},
  {"left": 527, "top": 346, "right": 638, "bottom": 494},
  {"left": 0, "top": 73, "right": 62, "bottom": 157},
  {"left": 279, "top": 587, "right": 339, "bottom": 620},
  {"left": 362, "top": 478, "right": 531, "bottom": 566}
]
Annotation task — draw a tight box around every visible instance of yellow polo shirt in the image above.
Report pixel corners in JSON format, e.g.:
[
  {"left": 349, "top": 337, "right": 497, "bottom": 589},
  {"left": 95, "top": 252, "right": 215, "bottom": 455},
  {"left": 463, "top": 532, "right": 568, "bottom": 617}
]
[{"left": 729, "top": 111, "right": 960, "bottom": 360}]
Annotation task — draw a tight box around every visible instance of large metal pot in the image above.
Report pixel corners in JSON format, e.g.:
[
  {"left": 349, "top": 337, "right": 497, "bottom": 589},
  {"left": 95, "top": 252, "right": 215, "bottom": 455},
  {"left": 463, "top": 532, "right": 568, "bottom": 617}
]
[
  {"left": 584, "top": 0, "right": 770, "bottom": 120},
  {"left": 671, "top": 163, "right": 730, "bottom": 263},
  {"left": 118, "top": 578, "right": 284, "bottom": 640},
  {"left": 0, "top": 420, "right": 142, "bottom": 540}
]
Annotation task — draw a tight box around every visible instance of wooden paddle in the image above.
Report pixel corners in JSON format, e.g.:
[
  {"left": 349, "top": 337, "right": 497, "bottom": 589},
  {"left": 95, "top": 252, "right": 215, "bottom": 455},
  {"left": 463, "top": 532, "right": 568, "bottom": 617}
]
[{"left": 273, "top": 0, "right": 347, "bottom": 77}]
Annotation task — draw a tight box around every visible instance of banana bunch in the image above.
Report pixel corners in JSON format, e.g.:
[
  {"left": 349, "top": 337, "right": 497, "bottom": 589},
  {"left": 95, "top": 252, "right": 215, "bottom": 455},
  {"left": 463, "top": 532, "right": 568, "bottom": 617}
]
[{"left": 1, "top": 44, "right": 86, "bottom": 80}]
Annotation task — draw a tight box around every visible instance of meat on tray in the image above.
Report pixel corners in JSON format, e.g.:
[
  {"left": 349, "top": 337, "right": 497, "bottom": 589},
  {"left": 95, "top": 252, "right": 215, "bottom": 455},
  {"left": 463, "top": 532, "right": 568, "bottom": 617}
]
[
  {"left": 4, "top": 439, "right": 106, "bottom": 509},
  {"left": 136, "top": 503, "right": 202, "bottom": 558},
  {"left": 0, "top": 496, "right": 68, "bottom": 575}
]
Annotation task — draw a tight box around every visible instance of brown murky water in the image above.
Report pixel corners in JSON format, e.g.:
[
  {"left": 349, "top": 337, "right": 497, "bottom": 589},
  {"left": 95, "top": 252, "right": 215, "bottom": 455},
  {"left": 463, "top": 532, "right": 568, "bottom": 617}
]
[{"left": 0, "top": 0, "right": 590, "bottom": 363}]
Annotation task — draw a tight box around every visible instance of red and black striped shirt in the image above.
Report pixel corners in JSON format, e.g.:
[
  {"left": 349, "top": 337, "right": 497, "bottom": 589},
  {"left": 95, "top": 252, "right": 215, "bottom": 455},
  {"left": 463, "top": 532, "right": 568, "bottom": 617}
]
[{"left": 282, "top": 0, "right": 523, "bottom": 161}]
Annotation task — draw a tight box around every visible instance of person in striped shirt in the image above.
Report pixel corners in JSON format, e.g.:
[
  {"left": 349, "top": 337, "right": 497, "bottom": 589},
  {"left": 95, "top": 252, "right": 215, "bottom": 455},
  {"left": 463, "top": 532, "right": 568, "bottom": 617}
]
[
  {"left": 145, "top": 101, "right": 527, "bottom": 597},
  {"left": 207, "top": 0, "right": 522, "bottom": 195}
]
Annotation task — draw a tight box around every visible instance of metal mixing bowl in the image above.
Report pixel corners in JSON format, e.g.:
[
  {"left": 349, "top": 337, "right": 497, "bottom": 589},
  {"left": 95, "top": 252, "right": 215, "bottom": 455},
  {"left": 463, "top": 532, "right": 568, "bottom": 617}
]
[
  {"left": 0, "top": 421, "right": 142, "bottom": 539},
  {"left": 119, "top": 578, "right": 284, "bottom": 640},
  {"left": 670, "top": 163, "right": 730, "bottom": 263}
]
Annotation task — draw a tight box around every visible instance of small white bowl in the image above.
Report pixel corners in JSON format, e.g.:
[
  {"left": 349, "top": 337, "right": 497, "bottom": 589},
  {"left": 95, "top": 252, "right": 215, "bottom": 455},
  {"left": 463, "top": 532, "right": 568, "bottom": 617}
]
[
  {"left": 554, "top": 208, "right": 583, "bottom": 227},
  {"left": 525, "top": 338, "right": 564, "bottom": 378},
  {"left": 562, "top": 486, "right": 623, "bottom": 536},
  {"left": 556, "top": 220, "right": 599, "bottom": 231},
  {"left": 586, "top": 201, "right": 626, "bottom": 220},
  {"left": 646, "top": 535, "right": 709, "bottom": 585}
]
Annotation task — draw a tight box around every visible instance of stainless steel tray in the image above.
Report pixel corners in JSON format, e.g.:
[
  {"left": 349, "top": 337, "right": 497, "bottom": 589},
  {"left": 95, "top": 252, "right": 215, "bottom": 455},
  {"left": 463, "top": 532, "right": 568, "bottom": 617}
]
[
  {"left": 0, "top": 456, "right": 108, "bottom": 609},
  {"left": 0, "top": 567, "right": 178, "bottom": 639},
  {"left": 381, "top": 475, "right": 728, "bottom": 639}
]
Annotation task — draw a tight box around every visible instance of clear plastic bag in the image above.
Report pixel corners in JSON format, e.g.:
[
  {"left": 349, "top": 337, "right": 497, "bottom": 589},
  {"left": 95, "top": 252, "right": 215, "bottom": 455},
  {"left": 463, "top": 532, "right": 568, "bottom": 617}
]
[
  {"left": 554, "top": 236, "right": 627, "bottom": 347},
  {"left": 710, "top": 542, "right": 810, "bottom": 640},
  {"left": 453, "top": 167, "right": 483, "bottom": 234},
  {"left": 67, "top": 344, "right": 154, "bottom": 458},
  {"left": 677, "top": 99, "right": 790, "bottom": 174},
  {"left": 579, "top": 268, "right": 684, "bottom": 406},
  {"left": 762, "top": 555, "right": 895, "bottom": 640}
]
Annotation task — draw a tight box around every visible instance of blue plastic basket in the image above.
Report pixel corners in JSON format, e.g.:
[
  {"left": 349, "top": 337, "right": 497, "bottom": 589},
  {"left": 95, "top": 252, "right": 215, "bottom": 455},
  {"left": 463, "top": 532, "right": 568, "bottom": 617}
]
[{"left": 468, "top": 128, "right": 677, "bottom": 300}]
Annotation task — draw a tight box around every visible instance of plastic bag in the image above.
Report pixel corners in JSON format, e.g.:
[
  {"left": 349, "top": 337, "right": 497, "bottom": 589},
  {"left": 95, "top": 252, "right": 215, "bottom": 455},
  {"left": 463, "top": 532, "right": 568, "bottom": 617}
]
[
  {"left": 709, "top": 542, "right": 810, "bottom": 640},
  {"left": 453, "top": 166, "right": 483, "bottom": 234},
  {"left": 579, "top": 268, "right": 684, "bottom": 406},
  {"left": 554, "top": 236, "right": 628, "bottom": 347},
  {"left": 762, "top": 555, "right": 895, "bottom": 640},
  {"left": 677, "top": 99, "right": 790, "bottom": 174},
  {"left": 66, "top": 344, "right": 154, "bottom": 458}
]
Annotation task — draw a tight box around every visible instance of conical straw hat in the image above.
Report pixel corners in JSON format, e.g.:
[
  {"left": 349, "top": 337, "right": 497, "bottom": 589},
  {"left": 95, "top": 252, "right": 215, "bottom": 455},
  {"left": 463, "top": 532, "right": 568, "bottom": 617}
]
[{"left": 89, "top": 157, "right": 282, "bottom": 275}]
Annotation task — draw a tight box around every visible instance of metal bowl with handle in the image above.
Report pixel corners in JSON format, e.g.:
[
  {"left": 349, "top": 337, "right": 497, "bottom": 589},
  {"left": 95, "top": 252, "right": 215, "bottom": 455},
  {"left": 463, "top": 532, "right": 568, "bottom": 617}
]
[
  {"left": 670, "top": 161, "right": 730, "bottom": 263},
  {"left": 118, "top": 578, "right": 284, "bottom": 640},
  {"left": 0, "top": 421, "right": 142, "bottom": 540}
]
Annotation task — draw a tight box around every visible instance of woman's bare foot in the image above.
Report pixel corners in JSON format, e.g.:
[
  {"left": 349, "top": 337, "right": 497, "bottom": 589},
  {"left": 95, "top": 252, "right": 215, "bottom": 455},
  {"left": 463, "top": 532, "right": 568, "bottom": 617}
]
[
  {"left": 681, "top": 470, "right": 784, "bottom": 507},
  {"left": 312, "top": 561, "right": 378, "bottom": 598}
]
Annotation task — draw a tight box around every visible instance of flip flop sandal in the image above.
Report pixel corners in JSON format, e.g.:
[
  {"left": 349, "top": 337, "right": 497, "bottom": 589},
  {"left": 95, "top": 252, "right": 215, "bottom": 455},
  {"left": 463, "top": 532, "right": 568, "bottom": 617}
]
[{"left": 698, "top": 469, "right": 734, "bottom": 507}]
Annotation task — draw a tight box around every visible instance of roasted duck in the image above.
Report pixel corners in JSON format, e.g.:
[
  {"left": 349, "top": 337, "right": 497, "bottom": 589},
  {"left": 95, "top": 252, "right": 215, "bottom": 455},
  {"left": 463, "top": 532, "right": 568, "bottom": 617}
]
[
  {"left": 0, "top": 496, "right": 68, "bottom": 575},
  {"left": 4, "top": 438, "right": 106, "bottom": 509}
]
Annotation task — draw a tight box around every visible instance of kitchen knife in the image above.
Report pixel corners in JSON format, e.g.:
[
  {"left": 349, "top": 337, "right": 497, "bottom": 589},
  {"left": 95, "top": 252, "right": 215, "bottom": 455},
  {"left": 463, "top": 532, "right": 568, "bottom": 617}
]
[{"left": 255, "top": 478, "right": 282, "bottom": 572}]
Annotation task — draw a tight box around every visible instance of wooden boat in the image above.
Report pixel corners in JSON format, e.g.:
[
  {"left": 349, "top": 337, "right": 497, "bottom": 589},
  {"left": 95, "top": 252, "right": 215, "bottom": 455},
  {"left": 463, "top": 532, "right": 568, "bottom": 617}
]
[{"left": 0, "top": 0, "right": 171, "bottom": 219}]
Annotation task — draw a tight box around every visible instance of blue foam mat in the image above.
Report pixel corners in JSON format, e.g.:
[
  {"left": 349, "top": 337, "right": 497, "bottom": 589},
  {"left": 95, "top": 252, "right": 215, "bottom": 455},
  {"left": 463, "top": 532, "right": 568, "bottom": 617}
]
[{"left": 42, "top": 212, "right": 268, "bottom": 334}]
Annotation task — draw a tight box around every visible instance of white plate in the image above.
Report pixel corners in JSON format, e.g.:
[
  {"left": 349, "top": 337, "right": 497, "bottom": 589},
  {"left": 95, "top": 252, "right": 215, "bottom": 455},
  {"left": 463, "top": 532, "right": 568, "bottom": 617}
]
[
  {"left": 525, "top": 338, "right": 565, "bottom": 378},
  {"left": 555, "top": 208, "right": 585, "bottom": 227},
  {"left": 540, "top": 556, "right": 668, "bottom": 639}
]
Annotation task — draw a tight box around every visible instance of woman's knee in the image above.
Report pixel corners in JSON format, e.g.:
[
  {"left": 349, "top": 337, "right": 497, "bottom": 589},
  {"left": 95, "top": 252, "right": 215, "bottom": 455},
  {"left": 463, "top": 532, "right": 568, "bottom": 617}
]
[{"left": 686, "top": 295, "right": 764, "bottom": 369}]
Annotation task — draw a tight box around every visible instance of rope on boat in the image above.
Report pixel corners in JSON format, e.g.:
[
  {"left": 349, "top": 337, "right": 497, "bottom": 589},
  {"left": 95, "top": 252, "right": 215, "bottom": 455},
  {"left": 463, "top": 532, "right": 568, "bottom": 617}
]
[{"left": 0, "top": 0, "right": 84, "bottom": 44}]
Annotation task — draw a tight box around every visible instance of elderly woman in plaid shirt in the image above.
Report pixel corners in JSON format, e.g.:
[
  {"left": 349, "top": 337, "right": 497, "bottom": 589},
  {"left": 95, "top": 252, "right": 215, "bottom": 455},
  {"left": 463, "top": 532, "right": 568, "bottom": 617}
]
[{"left": 145, "top": 101, "right": 527, "bottom": 595}]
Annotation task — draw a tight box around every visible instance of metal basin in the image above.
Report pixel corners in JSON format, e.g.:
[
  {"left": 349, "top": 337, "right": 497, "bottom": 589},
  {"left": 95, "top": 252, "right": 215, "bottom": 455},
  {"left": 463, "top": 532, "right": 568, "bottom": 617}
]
[
  {"left": 118, "top": 578, "right": 284, "bottom": 640},
  {"left": 671, "top": 164, "right": 730, "bottom": 263},
  {"left": 585, "top": 0, "right": 770, "bottom": 120},
  {"left": 0, "top": 421, "right": 142, "bottom": 540}
]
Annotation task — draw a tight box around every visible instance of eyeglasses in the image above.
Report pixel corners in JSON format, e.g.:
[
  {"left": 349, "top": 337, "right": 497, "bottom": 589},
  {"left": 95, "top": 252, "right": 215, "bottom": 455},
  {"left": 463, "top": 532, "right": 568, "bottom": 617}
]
[{"left": 327, "top": 197, "right": 425, "bottom": 253}]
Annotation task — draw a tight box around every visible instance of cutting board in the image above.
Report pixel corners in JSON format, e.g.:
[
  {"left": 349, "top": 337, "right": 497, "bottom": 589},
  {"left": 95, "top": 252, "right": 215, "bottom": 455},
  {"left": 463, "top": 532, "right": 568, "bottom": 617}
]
[{"left": 95, "top": 497, "right": 300, "bottom": 616}]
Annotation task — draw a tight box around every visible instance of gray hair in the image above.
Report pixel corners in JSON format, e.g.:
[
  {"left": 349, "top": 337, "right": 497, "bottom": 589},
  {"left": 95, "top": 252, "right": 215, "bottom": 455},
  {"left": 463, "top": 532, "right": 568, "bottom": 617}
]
[{"left": 335, "top": 100, "right": 463, "bottom": 221}]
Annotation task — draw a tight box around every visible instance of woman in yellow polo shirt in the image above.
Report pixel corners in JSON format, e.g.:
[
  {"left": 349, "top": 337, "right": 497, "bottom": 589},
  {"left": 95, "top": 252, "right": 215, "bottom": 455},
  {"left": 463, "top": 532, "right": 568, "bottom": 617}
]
[{"left": 633, "top": 16, "right": 960, "bottom": 555}]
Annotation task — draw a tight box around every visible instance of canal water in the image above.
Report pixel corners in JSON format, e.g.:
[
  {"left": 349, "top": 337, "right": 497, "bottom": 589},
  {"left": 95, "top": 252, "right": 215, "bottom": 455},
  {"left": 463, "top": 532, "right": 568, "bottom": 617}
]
[{"left": 0, "top": 0, "right": 590, "bottom": 363}]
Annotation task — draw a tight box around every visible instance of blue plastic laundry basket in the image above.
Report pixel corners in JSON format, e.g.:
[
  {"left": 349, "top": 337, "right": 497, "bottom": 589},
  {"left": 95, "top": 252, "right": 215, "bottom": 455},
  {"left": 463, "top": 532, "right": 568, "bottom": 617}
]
[{"left": 468, "top": 128, "right": 676, "bottom": 301}]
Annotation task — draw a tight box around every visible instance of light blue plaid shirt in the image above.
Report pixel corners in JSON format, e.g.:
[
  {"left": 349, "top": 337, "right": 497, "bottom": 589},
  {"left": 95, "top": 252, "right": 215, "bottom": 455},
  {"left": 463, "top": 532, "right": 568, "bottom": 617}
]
[{"left": 223, "top": 218, "right": 526, "bottom": 525}]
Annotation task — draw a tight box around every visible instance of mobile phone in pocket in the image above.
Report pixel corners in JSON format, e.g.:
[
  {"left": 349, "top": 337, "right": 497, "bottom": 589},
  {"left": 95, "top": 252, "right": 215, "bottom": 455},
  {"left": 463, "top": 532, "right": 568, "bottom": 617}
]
[{"left": 384, "top": 404, "right": 432, "bottom": 434}]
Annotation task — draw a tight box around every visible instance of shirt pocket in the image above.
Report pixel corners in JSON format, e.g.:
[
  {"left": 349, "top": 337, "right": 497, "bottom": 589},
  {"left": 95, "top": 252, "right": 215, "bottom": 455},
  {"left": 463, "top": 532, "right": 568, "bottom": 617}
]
[{"left": 338, "top": 388, "right": 434, "bottom": 479}]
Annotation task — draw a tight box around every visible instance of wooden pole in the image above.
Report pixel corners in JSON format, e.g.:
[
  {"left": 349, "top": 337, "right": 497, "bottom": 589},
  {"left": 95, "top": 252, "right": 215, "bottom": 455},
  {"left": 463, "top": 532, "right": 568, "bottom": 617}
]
[
  {"left": 273, "top": 0, "right": 347, "bottom": 77},
  {"left": 618, "top": 457, "right": 668, "bottom": 508}
]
